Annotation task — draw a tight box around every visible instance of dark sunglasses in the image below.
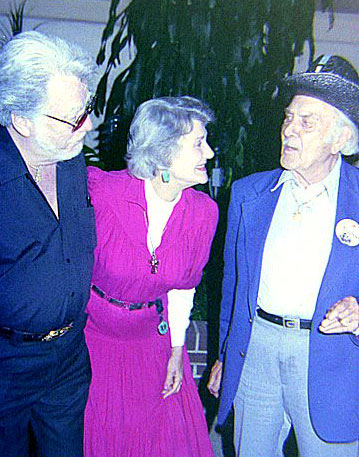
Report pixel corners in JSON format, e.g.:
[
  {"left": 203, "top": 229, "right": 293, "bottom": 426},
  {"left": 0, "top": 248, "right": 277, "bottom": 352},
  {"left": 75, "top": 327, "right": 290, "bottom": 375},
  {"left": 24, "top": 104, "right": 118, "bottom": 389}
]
[{"left": 45, "top": 95, "right": 96, "bottom": 132}]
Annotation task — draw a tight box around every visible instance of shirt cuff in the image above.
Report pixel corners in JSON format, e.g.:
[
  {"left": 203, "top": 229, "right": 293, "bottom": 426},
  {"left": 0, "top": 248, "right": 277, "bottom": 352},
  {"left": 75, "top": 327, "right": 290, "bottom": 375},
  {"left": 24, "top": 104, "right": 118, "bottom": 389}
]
[{"left": 167, "top": 288, "right": 195, "bottom": 347}]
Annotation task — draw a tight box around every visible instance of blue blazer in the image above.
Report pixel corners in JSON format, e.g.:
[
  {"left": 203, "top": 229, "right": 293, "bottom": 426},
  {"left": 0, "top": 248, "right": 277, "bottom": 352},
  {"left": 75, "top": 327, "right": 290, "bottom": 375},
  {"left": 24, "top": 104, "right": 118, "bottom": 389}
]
[{"left": 217, "top": 160, "right": 359, "bottom": 443}]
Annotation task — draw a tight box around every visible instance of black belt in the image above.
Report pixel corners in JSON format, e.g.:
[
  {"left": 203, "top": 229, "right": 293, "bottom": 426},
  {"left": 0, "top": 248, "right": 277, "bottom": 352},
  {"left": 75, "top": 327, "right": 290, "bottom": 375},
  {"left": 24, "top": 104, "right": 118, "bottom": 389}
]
[
  {"left": 0, "top": 322, "right": 74, "bottom": 342},
  {"left": 91, "top": 284, "right": 157, "bottom": 310},
  {"left": 257, "top": 308, "right": 312, "bottom": 330},
  {"left": 91, "top": 284, "right": 168, "bottom": 335}
]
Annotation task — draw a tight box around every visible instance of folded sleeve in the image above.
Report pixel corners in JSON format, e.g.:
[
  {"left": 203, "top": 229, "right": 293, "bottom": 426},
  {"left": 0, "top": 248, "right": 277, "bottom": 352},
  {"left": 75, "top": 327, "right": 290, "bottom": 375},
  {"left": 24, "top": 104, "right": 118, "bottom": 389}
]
[{"left": 168, "top": 288, "right": 196, "bottom": 347}]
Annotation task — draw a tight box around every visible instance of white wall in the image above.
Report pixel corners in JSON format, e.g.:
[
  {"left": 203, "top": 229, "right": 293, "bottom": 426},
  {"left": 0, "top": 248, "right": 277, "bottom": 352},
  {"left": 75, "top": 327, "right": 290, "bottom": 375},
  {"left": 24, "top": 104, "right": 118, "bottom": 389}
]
[
  {"left": 296, "top": 11, "right": 359, "bottom": 71},
  {"left": 0, "top": 0, "right": 112, "bottom": 53}
]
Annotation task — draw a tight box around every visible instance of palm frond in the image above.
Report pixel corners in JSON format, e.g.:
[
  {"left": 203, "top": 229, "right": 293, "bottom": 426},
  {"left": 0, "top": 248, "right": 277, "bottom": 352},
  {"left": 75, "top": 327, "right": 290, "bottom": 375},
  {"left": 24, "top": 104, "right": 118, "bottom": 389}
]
[{"left": 0, "top": 0, "right": 27, "bottom": 46}]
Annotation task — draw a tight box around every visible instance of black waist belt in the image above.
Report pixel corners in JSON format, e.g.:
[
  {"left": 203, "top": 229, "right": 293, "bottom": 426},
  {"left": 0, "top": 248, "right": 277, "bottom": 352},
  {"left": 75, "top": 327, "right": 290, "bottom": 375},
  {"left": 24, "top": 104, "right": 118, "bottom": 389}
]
[
  {"left": 91, "top": 284, "right": 158, "bottom": 310},
  {"left": 0, "top": 322, "right": 74, "bottom": 342},
  {"left": 257, "top": 308, "right": 312, "bottom": 330}
]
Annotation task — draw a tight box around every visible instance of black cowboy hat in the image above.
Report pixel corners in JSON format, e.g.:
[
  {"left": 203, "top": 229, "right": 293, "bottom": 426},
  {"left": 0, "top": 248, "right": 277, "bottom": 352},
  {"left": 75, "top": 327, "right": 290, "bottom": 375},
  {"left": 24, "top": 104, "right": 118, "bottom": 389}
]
[{"left": 283, "top": 55, "right": 359, "bottom": 128}]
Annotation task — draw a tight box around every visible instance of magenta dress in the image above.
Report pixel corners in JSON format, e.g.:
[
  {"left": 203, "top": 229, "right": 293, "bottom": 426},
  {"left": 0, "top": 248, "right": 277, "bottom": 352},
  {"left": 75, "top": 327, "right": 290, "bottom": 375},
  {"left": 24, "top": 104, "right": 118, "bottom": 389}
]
[{"left": 83, "top": 167, "right": 218, "bottom": 457}]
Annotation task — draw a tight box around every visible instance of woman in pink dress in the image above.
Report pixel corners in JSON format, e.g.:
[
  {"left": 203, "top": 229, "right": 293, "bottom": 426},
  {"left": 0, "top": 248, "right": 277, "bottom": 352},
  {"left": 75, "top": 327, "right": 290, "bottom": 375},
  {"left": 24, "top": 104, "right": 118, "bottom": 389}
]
[{"left": 84, "top": 96, "right": 218, "bottom": 457}]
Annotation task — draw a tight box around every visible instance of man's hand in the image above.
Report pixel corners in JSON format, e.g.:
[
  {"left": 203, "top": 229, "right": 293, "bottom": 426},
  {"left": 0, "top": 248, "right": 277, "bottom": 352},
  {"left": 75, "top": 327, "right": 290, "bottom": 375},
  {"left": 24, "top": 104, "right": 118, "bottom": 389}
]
[
  {"left": 319, "top": 296, "right": 359, "bottom": 334},
  {"left": 207, "top": 359, "right": 223, "bottom": 398},
  {"left": 162, "top": 346, "right": 183, "bottom": 399}
]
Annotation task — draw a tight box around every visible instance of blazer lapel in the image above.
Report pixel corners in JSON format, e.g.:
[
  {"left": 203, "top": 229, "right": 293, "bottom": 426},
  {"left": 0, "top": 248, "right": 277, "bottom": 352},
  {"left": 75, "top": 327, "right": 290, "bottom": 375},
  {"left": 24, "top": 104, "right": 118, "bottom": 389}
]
[
  {"left": 241, "top": 177, "right": 282, "bottom": 316},
  {"left": 315, "top": 162, "right": 359, "bottom": 311}
]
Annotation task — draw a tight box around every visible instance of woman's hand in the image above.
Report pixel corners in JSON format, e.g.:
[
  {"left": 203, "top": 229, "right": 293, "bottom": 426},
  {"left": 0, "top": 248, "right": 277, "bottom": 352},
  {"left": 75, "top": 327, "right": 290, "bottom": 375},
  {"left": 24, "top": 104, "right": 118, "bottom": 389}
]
[{"left": 162, "top": 346, "right": 183, "bottom": 399}]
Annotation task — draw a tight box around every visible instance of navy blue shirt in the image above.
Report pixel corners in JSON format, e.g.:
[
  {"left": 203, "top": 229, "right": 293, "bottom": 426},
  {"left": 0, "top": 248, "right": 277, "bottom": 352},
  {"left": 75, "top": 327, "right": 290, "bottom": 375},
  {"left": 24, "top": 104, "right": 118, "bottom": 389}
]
[{"left": 0, "top": 127, "right": 96, "bottom": 332}]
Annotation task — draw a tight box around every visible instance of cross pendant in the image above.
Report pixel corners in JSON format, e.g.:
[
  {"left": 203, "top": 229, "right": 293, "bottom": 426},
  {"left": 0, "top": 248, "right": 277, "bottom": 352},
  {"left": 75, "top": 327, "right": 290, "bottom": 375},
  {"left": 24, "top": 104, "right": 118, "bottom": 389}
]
[{"left": 149, "top": 253, "right": 159, "bottom": 274}]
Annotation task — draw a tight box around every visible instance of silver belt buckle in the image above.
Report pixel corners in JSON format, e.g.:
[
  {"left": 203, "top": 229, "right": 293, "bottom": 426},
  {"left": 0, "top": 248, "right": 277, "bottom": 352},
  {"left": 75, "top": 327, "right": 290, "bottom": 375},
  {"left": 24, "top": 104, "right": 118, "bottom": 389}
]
[{"left": 283, "top": 316, "right": 300, "bottom": 330}]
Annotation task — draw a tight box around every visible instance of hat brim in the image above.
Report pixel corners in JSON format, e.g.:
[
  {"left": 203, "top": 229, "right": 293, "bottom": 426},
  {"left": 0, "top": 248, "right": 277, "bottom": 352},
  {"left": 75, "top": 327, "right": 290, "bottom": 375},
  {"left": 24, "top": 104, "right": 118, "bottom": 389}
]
[{"left": 283, "top": 72, "right": 359, "bottom": 128}]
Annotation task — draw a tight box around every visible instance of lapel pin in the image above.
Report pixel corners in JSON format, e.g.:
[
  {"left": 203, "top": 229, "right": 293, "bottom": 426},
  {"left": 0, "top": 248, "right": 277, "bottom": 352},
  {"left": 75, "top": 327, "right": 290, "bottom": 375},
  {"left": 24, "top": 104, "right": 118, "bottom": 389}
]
[{"left": 335, "top": 218, "right": 359, "bottom": 247}]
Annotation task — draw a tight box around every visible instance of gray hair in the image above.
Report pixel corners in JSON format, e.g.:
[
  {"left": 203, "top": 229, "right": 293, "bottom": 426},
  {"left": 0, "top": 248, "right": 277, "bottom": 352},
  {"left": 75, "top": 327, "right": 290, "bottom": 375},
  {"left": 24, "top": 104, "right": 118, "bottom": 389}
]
[
  {"left": 331, "top": 107, "right": 359, "bottom": 156},
  {"left": 0, "top": 31, "right": 97, "bottom": 126},
  {"left": 126, "top": 96, "right": 215, "bottom": 179}
]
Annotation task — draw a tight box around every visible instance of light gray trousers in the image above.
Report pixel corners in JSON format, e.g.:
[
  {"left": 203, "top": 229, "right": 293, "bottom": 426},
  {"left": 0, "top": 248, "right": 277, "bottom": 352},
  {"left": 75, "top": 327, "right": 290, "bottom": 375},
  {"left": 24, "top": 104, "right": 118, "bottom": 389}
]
[{"left": 233, "top": 314, "right": 358, "bottom": 457}]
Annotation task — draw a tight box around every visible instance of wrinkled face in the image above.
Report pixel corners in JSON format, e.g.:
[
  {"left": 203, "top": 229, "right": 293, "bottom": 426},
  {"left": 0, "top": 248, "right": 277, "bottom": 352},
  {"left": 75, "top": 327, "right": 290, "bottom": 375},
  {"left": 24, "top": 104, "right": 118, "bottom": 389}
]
[
  {"left": 280, "top": 95, "right": 340, "bottom": 184},
  {"left": 169, "top": 119, "right": 214, "bottom": 190},
  {"left": 30, "top": 74, "right": 92, "bottom": 164}
]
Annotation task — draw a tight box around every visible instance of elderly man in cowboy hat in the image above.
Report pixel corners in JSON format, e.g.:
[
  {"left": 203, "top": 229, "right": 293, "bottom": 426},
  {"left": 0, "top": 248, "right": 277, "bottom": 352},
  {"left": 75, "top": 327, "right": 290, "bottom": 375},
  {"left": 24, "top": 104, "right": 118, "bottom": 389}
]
[{"left": 208, "top": 55, "right": 359, "bottom": 456}]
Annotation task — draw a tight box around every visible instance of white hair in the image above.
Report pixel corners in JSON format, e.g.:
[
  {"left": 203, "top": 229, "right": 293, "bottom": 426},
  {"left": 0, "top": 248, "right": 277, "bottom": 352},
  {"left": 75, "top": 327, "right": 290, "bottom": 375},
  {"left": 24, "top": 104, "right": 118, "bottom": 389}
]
[
  {"left": 126, "top": 96, "right": 215, "bottom": 179},
  {"left": 0, "top": 31, "right": 97, "bottom": 126},
  {"left": 327, "top": 106, "right": 358, "bottom": 156}
]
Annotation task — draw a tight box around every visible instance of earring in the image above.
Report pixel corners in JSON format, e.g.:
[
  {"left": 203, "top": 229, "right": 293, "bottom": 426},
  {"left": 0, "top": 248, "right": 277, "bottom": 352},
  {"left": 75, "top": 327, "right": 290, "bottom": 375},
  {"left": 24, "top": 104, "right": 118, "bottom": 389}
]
[{"left": 161, "top": 170, "right": 170, "bottom": 183}]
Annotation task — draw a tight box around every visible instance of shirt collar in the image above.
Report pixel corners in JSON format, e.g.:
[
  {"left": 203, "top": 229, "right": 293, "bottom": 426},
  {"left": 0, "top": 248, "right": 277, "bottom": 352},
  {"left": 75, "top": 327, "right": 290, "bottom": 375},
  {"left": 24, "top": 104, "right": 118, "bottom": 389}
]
[
  {"left": 271, "top": 155, "right": 342, "bottom": 203},
  {"left": 0, "top": 127, "right": 29, "bottom": 185},
  {"left": 0, "top": 126, "right": 83, "bottom": 186},
  {"left": 321, "top": 154, "right": 342, "bottom": 202},
  {"left": 271, "top": 169, "right": 293, "bottom": 192}
]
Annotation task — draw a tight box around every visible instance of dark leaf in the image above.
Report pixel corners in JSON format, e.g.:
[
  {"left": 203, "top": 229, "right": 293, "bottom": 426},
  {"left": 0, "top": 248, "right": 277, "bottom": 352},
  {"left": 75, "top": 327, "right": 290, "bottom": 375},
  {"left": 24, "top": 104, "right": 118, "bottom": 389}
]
[{"left": 95, "top": 72, "right": 110, "bottom": 116}]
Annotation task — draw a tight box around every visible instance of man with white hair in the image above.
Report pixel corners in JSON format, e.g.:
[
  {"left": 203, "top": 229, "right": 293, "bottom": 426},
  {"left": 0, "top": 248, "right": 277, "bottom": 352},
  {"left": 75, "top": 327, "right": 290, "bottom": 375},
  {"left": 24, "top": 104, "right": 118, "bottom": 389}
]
[
  {"left": 208, "top": 55, "right": 359, "bottom": 456},
  {"left": 0, "top": 31, "right": 97, "bottom": 456}
]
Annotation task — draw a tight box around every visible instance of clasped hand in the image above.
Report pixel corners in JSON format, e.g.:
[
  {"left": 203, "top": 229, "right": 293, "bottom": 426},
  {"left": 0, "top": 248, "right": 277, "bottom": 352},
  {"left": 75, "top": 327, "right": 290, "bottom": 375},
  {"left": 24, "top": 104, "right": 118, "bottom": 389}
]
[{"left": 319, "top": 295, "right": 359, "bottom": 335}]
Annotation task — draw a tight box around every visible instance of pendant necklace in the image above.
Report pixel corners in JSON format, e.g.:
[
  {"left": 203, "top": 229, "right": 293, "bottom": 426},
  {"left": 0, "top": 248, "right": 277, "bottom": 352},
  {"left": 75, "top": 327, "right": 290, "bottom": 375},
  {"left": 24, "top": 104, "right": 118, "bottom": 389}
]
[
  {"left": 144, "top": 212, "right": 160, "bottom": 274},
  {"left": 143, "top": 211, "right": 168, "bottom": 334},
  {"left": 291, "top": 183, "right": 326, "bottom": 221},
  {"left": 149, "top": 251, "right": 159, "bottom": 274}
]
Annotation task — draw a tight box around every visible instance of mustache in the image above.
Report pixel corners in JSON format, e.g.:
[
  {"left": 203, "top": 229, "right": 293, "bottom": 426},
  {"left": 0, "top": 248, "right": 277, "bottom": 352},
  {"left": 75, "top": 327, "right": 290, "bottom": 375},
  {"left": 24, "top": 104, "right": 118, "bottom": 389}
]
[{"left": 282, "top": 139, "right": 299, "bottom": 149}]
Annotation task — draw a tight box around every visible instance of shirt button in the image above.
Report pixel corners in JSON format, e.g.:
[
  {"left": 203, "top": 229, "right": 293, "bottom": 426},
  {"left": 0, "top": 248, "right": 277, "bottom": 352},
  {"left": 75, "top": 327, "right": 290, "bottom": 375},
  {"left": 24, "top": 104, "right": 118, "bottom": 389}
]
[
  {"left": 248, "top": 318, "right": 253, "bottom": 324},
  {"left": 240, "top": 351, "right": 245, "bottom": 357}
]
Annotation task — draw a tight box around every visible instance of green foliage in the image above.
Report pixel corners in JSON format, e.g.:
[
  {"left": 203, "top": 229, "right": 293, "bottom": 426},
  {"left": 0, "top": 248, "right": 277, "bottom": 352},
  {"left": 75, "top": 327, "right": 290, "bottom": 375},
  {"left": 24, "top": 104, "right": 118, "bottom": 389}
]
[{"left": 83, "top": 145, "right": 106, "bottom": 169}]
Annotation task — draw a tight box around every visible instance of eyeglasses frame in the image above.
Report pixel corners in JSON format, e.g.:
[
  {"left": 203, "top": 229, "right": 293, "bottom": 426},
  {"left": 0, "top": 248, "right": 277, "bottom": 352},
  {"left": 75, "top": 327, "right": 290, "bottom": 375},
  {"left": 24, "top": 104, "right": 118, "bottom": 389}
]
[{"left": 44, "top": 95, "right": 96, "bottom": 132}]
